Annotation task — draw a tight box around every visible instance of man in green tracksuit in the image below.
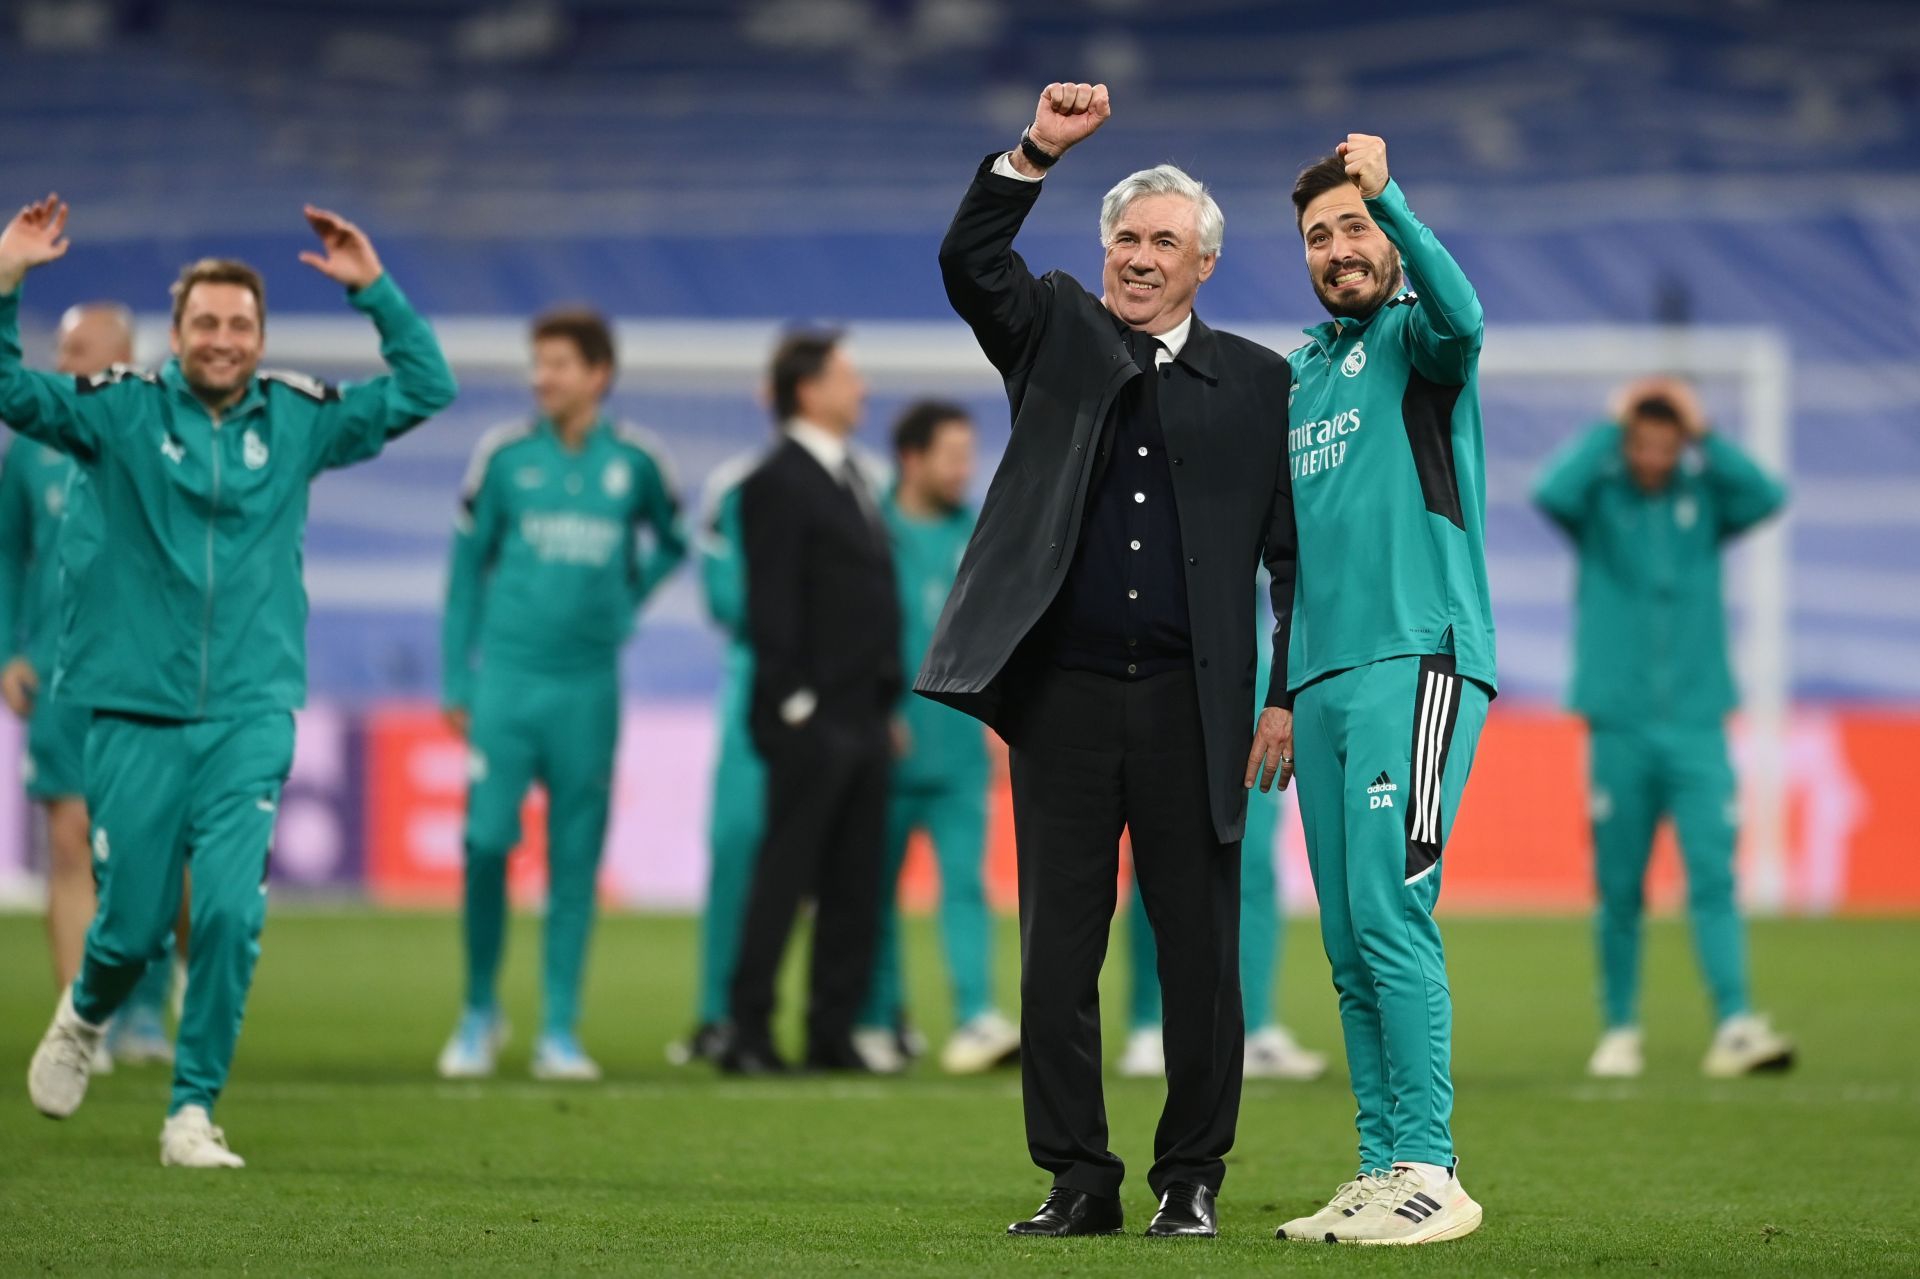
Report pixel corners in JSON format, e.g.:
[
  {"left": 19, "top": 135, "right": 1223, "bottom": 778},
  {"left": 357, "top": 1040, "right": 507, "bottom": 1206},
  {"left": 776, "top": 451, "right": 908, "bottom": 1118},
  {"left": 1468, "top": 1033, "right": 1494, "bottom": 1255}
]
[
  {"left": 1250, "top": 137, "right": 1493, "bottom": 1245},
  {"left": 440, "top": 308, "right": 687, "bottom": 1083},
  {"left": 14, "top": 195, "right": 457, "bottom": 1167},
  {"left": 853, "top": 401, "right": 1021, "bottom": 1076},
  {"left": 1532, "top": 376, "right": 1792, "bottom": 1082},
  {"left": 1120, "top": 587, "right": 1326, "bottom": 1082},
  {"left": 2, "top": 302, "right": 173, "bottom": 1067},
  {"left": 669, "top": 448, "right": 767, "bottom": 1067}
]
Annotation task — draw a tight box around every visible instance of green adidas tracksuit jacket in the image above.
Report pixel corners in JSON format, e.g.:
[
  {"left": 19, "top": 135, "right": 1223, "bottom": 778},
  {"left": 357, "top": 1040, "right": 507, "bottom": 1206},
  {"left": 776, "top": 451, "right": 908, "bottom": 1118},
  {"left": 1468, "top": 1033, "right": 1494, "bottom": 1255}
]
[
  {"left": 0, "top": 273, "right": 458, "bottom": 720},
  {"left": 1283, "top": 178, "right": 1496, "bottom": 698}
]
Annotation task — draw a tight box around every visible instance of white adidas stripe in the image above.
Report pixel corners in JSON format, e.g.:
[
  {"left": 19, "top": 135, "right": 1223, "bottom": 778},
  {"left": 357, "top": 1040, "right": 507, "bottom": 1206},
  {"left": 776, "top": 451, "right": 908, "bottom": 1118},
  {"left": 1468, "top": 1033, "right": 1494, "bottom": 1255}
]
[
  {"left": 1426, "top": 673, "right": 1454, "bottom": 843},
  {"left": 1409, "top": 669, "right": 1456, "bottom": 849}
]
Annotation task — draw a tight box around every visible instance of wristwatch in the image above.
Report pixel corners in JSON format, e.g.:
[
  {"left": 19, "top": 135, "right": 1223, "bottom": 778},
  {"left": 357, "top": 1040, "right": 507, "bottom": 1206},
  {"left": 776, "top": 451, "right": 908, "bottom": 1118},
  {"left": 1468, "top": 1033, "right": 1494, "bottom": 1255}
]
[{"left": 1019, "top": 130, "right": 1060, "bottom": 170}]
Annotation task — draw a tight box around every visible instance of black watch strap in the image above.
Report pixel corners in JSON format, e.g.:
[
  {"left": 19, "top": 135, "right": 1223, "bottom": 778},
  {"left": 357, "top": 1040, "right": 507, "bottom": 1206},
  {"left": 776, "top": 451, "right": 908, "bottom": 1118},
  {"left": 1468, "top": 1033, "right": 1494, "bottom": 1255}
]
[{"left": 1019, "top": 130, "right": 1060, "bottom": 171}]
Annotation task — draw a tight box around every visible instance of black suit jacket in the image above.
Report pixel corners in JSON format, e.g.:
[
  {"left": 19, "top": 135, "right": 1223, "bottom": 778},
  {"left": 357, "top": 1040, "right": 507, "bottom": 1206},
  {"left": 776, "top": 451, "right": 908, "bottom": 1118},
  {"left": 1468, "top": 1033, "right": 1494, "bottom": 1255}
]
[
  {"left": 914, "top": 153, "right": 1298, "bottom": 843},
  {"left": 741, "top": 437, "right": 902, "bottom": 751}
]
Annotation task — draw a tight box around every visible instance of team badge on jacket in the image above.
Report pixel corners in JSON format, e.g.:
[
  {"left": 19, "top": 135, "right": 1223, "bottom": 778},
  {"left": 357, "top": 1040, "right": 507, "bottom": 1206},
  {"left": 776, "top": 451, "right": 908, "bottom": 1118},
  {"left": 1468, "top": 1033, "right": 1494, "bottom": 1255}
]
[
  {"left": 243, "top": 428, "right": 269, "bottom": 470},
  {"left": 603, "top": 459, "right": 631, "bottom": 498}
]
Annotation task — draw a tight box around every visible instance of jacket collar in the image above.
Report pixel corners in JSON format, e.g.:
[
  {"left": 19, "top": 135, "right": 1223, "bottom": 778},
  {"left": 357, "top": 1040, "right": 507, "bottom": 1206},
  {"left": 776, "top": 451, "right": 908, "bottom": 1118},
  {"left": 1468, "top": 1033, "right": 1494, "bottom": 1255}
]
[
  {"left": 160, "top": 358, "right": 264, "bottom": 419},
  {"left": 1109, "top": 309, "right": 1219, "bottom": 381},
  {"left": 1303, "top": 285, "right": 1420, "bottom": 357},
  {"left": 537, "top": 414, "right": 609, "bottom": 451}
]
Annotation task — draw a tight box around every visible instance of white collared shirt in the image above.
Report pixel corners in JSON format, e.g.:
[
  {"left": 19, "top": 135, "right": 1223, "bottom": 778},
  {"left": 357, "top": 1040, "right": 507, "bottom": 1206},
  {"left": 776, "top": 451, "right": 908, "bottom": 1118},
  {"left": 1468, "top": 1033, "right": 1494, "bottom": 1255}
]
[{"left": 786, "top": 417, "right": 850, "bottom": 475}]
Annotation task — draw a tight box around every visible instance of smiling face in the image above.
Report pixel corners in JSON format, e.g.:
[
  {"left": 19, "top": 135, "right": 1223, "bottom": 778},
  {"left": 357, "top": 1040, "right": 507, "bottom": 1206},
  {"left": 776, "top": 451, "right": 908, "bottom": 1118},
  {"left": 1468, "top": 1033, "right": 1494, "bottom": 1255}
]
[
  {"left": 170, "top": 281, "right": 264, "bottom": 407},
  {"left": 1299, "top": 185, "right": 1403, "bottom": 320},
  {"left": 1101, "top": 193, "right": 1217, "bottom": 333},
  {"left": 531, "top": 335, "right": 611, "bottom": 426}
]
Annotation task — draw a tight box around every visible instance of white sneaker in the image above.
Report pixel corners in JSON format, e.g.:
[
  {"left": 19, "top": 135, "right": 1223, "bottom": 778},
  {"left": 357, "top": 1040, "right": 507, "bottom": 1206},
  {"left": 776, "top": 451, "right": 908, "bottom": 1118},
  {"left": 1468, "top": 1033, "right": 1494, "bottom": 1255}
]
[
  {"left": 1273, "top": 1170, "right": 1393, "bottom": 1240},
  {"left": 90, "top": 1038, "right": 116, "bottom": 1076},
  {"left": 1587, "top": 1026, "right": 1645, "bottom": 1079},
  {"left": 108, "top": 1006, "right": 175, "bottom": 1067},
  {"left": 436, "top": 1009, "right": 508, "bottom": 1080},
  {"left": 530, "top": 1032, "right": 603, "bottom": 1082},
  {"left": 28, "top": 986, "right": 106, "bottom": 1119},
  {"left": 1245, "top": 1025, "right": 1328, "bottom": 1081},
  {"left": 940, "top": 1010, "right": 1021, "bottom": 1074},
  {"left": 1340, "top": 1164, "right": 1483, "bottom": 1245},
  {"left": 1702, "top": 1012, "right": 1795, "bottom": 1078},
  {"left": 159, "top": 1105, "right": 245, "bottom": 1168},
  {"left": 850, "top": 1026, "right": 907, "bottom": 1074},
  {"left": 1117, "top": 1027, "right": 1164, "bottom": 1078}
]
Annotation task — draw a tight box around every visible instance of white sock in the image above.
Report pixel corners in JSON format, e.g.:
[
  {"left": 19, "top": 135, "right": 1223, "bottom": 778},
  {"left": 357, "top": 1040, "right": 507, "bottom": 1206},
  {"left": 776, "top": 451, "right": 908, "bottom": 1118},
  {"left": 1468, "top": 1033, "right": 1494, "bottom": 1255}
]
[{"left": 1394, "top": 1161, "right": 1452, "bottom": 1192}]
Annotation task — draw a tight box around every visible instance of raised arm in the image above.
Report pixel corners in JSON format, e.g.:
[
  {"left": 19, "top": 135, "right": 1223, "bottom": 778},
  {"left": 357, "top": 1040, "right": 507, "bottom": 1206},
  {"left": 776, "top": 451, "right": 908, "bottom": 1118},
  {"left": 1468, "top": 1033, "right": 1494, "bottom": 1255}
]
[
  {"left": 0, "top": 197, "right": 117, "bottom": 459},
  {"left": 939, "top": 83, "right": 1110, "bottom": 378},
  {"left": 1340, "top": 137, "right": 1484, "bottom": 386},
  {"left": 299, "top": 207, "right": 457, "bottom": 474},
  {"left": 1532, "top": 423, "right": 1619, "bottom": 540},
  {"left": 1699, "top": 430, "right": 1787, "bottom": 540}
]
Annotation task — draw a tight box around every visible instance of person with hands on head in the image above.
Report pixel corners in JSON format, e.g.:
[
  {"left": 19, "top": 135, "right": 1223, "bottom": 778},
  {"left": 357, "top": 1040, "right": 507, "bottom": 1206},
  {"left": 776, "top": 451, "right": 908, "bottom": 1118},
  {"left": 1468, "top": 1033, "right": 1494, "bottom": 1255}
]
[
  {"left": 1267, "top": 135, "right": 1495, "bottom": 1246},
  {"left": 8, "top": 194, "right": 456, "bottom": 1169},
  {"left": 1533, "top": 374, "right": 1791, "bottom": 1083},
  {"left": 918, "top": 83, "right": 1299, "bottom": 1240}
]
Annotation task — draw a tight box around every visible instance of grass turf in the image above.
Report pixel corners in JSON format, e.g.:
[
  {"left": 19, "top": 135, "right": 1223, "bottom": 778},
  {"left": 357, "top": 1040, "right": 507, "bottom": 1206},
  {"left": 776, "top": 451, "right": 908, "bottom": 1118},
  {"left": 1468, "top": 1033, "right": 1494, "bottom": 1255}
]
[{"left": 1, "top": 910, "right": 1916, "bottom": 1275}]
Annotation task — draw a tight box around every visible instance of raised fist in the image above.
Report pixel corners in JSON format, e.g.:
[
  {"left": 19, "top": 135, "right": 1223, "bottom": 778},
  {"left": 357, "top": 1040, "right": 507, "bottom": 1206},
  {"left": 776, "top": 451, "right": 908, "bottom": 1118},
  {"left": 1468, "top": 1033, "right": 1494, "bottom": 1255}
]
[
  {"left": 1336, "top": 134, "right": 1390, "bottom": 200},
  {"left": 1028, "top": 82, "right": 1112, "bottom": 158}
]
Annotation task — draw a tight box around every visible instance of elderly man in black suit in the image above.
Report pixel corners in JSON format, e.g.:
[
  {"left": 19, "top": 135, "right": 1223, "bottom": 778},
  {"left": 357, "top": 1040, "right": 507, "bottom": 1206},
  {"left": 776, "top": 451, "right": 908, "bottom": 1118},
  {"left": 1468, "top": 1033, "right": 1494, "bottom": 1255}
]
[
  {"left": 722, "top": 331, "right": 902, "bottom": 1076},
  {"left": 916, "top": 84, "right": 1298, "bottom": 1239}
]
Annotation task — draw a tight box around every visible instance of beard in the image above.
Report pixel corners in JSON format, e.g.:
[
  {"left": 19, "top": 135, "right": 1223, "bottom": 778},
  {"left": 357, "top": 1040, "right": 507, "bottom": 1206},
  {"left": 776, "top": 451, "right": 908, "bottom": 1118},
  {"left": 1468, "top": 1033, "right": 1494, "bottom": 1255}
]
[{"left": 1312, "top": 245, "right": 1404, "bottom": 320}]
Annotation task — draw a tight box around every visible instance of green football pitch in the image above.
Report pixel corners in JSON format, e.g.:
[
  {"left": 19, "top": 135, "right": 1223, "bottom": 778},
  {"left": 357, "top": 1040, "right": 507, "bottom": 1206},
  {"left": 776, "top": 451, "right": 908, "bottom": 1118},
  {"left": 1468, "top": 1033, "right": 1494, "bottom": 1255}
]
[{"left": 1, "top": 910, "right": 1916, "bottom": 1276}]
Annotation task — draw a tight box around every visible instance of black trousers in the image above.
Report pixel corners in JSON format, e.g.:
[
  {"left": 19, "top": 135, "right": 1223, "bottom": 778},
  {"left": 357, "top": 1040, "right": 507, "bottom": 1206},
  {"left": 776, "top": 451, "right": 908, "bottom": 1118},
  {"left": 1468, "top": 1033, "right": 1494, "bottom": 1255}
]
[
  {"left": 728, "top": 714, "right": 891, "bottom": 1053},
  {"left": 1004, "top": 664, "right": 1243, "bottom": 1198}
]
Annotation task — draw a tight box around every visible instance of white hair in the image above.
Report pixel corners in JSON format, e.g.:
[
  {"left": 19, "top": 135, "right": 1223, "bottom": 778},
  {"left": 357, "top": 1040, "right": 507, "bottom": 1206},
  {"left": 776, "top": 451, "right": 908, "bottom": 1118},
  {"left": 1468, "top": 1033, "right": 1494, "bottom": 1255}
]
[
  {"left": 57, "top": 302, "right": 135, "bottom": 346},
  {"left": 1098, "top": 164, "right": 1224, "bottom": 258}
]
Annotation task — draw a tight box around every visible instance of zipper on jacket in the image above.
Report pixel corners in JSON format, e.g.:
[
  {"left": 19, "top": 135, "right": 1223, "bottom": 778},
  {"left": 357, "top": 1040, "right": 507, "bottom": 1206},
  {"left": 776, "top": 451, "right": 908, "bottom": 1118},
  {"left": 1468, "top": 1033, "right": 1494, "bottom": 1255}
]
[{"left": 198, "top": 412, "right": 222, "bottom": 715}]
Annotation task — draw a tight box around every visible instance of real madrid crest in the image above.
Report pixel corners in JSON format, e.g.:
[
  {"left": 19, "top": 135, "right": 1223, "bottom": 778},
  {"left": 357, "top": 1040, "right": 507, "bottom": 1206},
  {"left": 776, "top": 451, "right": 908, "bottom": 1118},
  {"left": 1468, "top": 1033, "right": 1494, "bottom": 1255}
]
[{"left": 603, "top": 459, "right": 631, "bottom": 499}]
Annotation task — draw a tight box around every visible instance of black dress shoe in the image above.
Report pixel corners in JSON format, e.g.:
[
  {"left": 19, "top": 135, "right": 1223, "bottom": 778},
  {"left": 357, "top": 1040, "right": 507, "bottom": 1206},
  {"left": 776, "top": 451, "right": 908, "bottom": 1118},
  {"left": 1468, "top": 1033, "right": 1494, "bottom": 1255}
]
[
  {"left": 804, "top": 1039, "right": 878, "bottom": 1073},
  {"left": 669, "top": 1020, "right": 732, "bottom": 1065},
  {"left": 1145, "top": 1182, "right": 1218, "bottom": 1237},
  {"left": 1007, "top": 1187, "right": 1124, "bottom": 1236},
  {"left": 717, "top": 1038, "right": 789, "bottom": 1075}
]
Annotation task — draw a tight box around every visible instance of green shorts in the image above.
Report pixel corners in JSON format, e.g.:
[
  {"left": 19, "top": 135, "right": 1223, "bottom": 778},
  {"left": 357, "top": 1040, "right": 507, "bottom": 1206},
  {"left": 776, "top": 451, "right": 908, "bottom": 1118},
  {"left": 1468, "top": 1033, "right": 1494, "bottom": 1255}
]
[{"left": 24, "top": 697, "right": 90, "bottom": 800}]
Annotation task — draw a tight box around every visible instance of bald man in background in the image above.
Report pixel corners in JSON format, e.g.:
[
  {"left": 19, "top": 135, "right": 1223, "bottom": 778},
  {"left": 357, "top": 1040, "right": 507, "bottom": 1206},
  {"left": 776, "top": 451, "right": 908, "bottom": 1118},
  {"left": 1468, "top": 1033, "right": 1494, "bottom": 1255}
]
[{"left": 1, "top": 303, "right": 174, "bottom": 1070}]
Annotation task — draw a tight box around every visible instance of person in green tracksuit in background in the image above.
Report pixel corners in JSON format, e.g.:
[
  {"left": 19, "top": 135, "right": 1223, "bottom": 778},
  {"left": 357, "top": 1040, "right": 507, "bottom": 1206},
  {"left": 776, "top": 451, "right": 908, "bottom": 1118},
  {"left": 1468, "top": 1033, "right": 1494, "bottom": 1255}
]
[
  {"left": 1532, "top": 375, "right": 1793, "bottom": 1082},
  {"left": 15, "top": 195, "right": 458, "bottom": 1168},
  {"left": 668, "top": 447, "right": 767, "bottom": 1067},
  {"left": 3, "top": 302, "right": 173, "bottom": 1071},
  {"left": 1252, "top": 136, "right": 1494, "bottom": 1244},
  {"left": 439, "top": 307, "right": 688, "bottom": 1083},
  {"left": 1118, "top": 579, "right": 1327, "bottom": 1083},
  {"left": 852, "top": 401, "right": 1021, "bottom": 1076}
]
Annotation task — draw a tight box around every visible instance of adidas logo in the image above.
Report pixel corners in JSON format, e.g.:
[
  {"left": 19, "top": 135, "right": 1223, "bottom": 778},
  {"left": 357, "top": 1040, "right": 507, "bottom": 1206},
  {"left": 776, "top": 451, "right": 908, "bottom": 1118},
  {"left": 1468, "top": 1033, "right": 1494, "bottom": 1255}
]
[
  {"left": 1368, "top": 771, "right": 1397, "bottom": 810},
  {"left": 1392, "top": 1190, "right": 1445, "bottom": 1225}
]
